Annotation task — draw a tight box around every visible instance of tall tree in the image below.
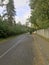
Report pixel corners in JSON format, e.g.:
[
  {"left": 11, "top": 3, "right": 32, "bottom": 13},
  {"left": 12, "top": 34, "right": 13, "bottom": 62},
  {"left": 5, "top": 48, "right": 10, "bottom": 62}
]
[
  {"left": 0, "top": 0, "right": 16, "bottom": 25},
  {"left": 6, "top": 0, "right": 16, "bottom": 25},
  {"left": 30, "top": 0, "right": 49, "bottom": 29}
]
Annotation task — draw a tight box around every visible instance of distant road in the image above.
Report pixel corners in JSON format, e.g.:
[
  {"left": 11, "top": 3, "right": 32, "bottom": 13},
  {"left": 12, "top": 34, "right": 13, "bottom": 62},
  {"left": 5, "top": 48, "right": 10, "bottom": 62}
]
[{"left": 0, "top": 34, "right": 34, "bottom": 65}]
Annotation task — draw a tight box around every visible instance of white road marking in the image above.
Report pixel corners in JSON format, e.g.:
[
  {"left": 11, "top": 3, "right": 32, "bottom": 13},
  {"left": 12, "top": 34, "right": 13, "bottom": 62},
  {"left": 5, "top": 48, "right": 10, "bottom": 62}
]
[{"left": 0, "top": 37, "right": 25, "bottom": 58}]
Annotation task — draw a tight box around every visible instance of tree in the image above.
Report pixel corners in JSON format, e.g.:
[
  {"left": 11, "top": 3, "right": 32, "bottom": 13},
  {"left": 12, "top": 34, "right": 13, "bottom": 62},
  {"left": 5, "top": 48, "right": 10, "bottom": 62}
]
[
  {"left": 29, "top": 0, "right": 49, "bottom": 29},
  {"left": 6, "top": 0, "right": 16, "bottom": 25},
  {"left": 0, "top": 0, "right": 16, "bottom": 25}
]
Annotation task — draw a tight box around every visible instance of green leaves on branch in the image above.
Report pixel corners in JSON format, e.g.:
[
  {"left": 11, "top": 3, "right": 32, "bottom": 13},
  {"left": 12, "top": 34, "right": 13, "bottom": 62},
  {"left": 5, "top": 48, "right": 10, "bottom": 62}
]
[
  {"left": 30, "top": 0, "right": 49, "bottom": 29},
  {"left": 0, "top": 0, "right": 16, "bottom": 25},
  {"left": 0, "top": 19, "right": 28, "bottom": 38}
]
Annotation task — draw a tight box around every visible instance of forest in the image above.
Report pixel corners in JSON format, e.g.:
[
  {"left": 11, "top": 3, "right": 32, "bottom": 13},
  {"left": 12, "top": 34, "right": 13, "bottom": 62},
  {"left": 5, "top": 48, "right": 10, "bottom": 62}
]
[
  {"left": 0, "top": 0, "right": 49, "bottom": 38},
  {"left": 0, "top": 0, "right": 30, "bottom": 38}
]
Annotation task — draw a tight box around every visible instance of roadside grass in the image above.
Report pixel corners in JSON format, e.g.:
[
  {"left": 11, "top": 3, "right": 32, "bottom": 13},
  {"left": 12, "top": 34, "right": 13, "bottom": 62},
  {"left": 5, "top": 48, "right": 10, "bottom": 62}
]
[
  {"left": 0, "top": 33, "right": 27, "bottom": 43},
  {"left": 0, "top": 35, "right": 17, "bottom": 43}
]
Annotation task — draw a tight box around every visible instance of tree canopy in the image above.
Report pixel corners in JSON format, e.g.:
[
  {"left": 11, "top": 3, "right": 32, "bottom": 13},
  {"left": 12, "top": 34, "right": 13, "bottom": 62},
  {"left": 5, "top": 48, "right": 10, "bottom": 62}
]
[
  {"left": 6, "top": 0, "right": 16, "bottom": 24},
  {"left": 29, "top": 0, "right": 49, "bottom": 29},
  {"left": 0, "top": 0, "right": 16, "bottom": 25}
]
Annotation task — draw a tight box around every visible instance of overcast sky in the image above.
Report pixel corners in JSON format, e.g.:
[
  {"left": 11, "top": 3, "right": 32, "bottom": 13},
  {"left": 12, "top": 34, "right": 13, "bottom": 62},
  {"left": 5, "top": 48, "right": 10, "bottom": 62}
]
[
  {"left": 0, "top": 0, "right": 31, "bottom": 24},
  {"left": 14, "top": 0, "right": 31, "bottom": 24}
]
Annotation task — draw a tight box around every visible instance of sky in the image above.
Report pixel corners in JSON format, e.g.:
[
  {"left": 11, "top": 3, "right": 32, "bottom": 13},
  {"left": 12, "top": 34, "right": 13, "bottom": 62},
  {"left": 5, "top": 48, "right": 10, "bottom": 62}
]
[
  {"left": 0, "top": 0, "right": 31, "bottom": 24},
  {"left": 14, "top": 0, "right": 31, "bottom": 24}
]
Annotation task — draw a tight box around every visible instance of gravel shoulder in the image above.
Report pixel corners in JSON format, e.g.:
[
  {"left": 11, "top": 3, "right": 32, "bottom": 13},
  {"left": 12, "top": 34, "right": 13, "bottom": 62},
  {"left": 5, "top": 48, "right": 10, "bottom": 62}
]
[{"left": 33, "top": 34, "right": 49, "bottom": 65}]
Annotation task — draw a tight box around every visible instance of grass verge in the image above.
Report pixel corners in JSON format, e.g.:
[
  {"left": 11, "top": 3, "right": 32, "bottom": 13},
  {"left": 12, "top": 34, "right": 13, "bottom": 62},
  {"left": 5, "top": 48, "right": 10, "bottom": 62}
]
[{"left": 0, "top": 35, "right": 17, "bottom": 43}]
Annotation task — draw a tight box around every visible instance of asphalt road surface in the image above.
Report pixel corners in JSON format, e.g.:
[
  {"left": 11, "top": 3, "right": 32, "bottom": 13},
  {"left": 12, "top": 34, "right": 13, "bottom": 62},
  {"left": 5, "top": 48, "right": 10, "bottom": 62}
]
[
  {"left": 0, "top": 34, "right": 49, "bottom": 65},
  {"left": 0, "top": 34, "right": 34, "bottom": 65}
]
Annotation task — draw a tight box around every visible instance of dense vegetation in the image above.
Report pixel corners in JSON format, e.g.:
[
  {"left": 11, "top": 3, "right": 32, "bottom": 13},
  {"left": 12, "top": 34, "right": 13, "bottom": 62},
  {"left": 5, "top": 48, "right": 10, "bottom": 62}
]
[
  {"left": 0, "top": 18, "right": 28, "bottom": 38},
  {"left": 0, "top": 0, "right": 29, "bottom": 38},
  {"left": 29, "top": 0, "right": 49, "bottom": 29}
]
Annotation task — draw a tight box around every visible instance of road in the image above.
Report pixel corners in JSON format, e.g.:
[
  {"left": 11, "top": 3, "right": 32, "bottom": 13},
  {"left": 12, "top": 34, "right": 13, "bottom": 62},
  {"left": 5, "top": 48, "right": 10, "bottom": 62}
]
[
  {"left": 0, "top": 34, "right": 49, "bottom": 65},
  {"left": 0, "top": 34, "right": 34, "bottom": 65}
]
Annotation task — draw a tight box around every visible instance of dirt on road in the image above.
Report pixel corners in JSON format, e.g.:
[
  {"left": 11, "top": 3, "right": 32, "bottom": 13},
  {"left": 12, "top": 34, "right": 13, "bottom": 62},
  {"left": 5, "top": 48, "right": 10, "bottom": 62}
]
[{"left": 33, "top": 34, "right": 49, "bottom": 65}]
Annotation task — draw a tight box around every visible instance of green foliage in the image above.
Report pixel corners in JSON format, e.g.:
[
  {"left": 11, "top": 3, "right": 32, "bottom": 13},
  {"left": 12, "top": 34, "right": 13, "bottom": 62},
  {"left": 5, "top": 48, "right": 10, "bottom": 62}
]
[
  {"left": 30, "top": 0, "right": 49, "bottom": 29},
  {"left": 1, "top": 0, "right": 16, "bottom": 25},
  {"left": 6, "top": 0, "right": 16, "bottom": 24},
  {"left": 0, "top": 0, "right": 29, "bottom": 38},
  {"left": 0, "top": 19, "right": 28, "bottom": 38},
  {"left": 29, "top": 28, "right": 35, "bottom": 34}
]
